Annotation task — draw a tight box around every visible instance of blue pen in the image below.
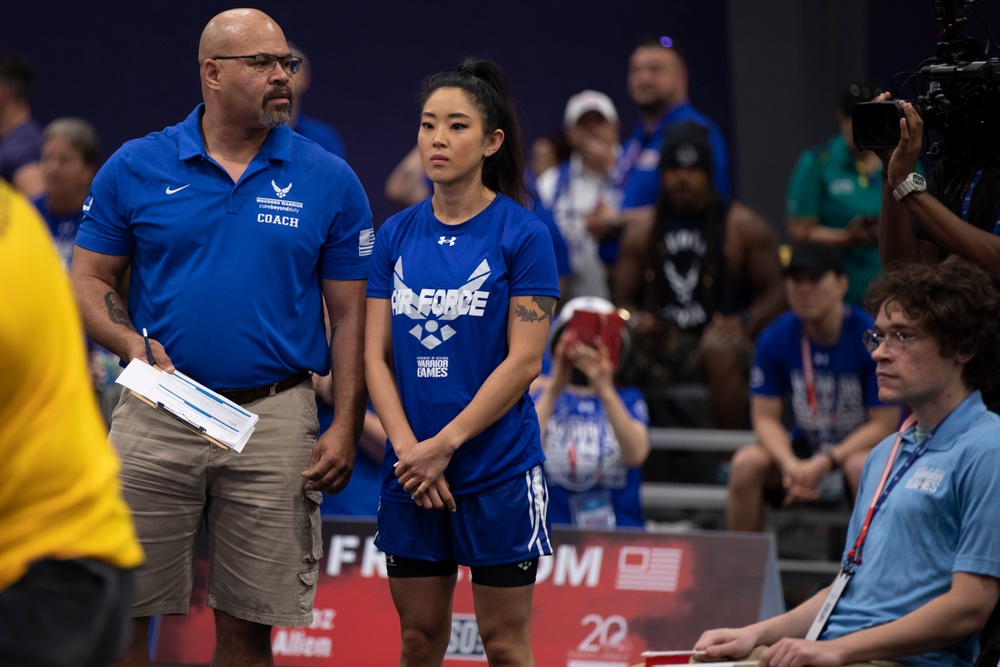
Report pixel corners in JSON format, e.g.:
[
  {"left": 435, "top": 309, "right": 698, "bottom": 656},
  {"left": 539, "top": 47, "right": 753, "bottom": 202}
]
[{"left": 143, "top": 327, "right": 154, "bottom": 365}]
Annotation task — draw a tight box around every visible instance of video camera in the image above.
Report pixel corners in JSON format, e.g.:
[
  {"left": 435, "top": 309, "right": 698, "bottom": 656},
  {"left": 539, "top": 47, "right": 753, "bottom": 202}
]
[{"left": 852, "top": 0, "right": 1000, "bottom": 156}]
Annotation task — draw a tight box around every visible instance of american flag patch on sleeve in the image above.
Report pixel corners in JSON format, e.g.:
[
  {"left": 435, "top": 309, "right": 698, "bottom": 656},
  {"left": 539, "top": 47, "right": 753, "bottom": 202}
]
[{"left": 358, "top": 227, "right": 374, "bottom": 256}]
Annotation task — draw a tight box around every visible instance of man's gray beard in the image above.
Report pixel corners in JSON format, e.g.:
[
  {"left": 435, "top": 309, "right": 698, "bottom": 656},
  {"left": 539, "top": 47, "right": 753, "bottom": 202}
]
[{"left": 260, "top": 103, "right": 292, "bottom": 128}]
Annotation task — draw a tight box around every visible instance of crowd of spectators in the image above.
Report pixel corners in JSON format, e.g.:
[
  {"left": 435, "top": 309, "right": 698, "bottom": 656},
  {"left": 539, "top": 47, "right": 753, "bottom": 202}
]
[
  {"left": 0, "top": 40, "right": 913, "bottom": 524},
  {"left": 9, "top": 4, "right": 1000, "bottom": 661}
]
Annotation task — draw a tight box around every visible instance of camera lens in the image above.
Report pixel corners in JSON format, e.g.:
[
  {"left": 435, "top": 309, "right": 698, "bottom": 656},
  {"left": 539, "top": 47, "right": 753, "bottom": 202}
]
[{"left": 852, "top": 101, "right": 905, "bottom": 151}]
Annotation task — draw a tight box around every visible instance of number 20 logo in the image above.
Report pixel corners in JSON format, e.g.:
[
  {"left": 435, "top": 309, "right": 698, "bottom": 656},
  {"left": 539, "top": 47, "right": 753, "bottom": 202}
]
[{"left": 578, "top": 614, "right": 628, "bottom": 652}]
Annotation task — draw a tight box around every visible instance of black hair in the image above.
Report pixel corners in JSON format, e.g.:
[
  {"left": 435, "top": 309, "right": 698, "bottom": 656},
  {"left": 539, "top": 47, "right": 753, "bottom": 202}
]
[
  {"left": 419, "top": 58, "right": 528, "bottom": 206},
  {"left": 0, "top": 56, "right": 34, "bottom": 103}
]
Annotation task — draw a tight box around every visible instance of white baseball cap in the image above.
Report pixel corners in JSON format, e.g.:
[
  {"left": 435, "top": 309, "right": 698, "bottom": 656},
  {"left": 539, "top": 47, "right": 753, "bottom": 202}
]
[{"left": 563, "top": 90, "right": 618, "bottom": 128}]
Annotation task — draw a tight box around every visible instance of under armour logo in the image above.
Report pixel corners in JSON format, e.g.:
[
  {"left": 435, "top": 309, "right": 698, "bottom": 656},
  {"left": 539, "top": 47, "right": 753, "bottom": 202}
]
[
  {"left": 271, "top": 180, "right": 292, "bottom": 198},
  {"left": 438, "top": 236, "right": 457, "bottom": 246},
  {"left": 385, "top": 554, "right": 396, "bottom": 566}
]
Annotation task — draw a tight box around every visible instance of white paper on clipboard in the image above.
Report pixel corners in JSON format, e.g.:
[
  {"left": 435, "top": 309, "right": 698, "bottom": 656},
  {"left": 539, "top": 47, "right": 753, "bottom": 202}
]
[{"left": 116, "top": 358, "right": 258, "bottom": 452}]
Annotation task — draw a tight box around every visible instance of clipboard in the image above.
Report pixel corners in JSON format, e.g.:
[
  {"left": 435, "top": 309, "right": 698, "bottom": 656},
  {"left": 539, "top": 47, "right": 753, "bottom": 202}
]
[
  {"left": 115, "top": 359, "right": 258, "bottom": 452},
  {"left": 130, "top": 391, "right": 230, "bottom": 449}
]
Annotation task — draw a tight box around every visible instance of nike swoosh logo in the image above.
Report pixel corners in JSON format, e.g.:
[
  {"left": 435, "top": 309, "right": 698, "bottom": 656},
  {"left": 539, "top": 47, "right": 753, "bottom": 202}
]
[{"left": 165, "top": 184, "right": 191, "bottom": 195}]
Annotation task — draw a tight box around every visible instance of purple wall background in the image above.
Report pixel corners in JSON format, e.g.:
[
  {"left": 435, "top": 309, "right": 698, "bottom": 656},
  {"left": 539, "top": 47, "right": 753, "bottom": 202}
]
[
  {"left": 2, "top": 1, "right": 731, "bottom": 225},
  {"left": 3, "top": 1, "right": 997, "bottom": 227}
]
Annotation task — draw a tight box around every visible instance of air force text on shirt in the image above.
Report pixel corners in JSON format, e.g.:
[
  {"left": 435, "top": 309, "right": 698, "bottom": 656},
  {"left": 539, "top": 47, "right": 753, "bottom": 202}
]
[
  {"left": 391, "top": 285, "right": 490, "bottom": 318},
  {"left": 391, "top": 257, "right": 492, "bottom": 322}
]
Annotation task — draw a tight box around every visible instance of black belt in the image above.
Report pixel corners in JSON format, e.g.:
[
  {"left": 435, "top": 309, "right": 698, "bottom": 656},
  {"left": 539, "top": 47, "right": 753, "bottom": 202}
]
[{"left": 217, "top": 371, "right": 311, "bottom": 405}]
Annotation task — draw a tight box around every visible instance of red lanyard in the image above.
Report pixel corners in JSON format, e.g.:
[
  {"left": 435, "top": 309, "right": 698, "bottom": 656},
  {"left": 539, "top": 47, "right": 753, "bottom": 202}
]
[
  {"left": 845, "top": 413, "right": 922, "bottom": 570},
  {"left": 806, "top": 414, "right": 924, "bottom": 641},
  {"left": 800, "top": 332, "right": 838, "bottom": 442}
]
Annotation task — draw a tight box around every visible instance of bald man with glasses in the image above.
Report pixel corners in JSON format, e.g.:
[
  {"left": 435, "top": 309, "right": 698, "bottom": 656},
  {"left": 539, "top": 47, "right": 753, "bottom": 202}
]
[{"left": 70, "top": 9, "right": 373, "bottom": 666}]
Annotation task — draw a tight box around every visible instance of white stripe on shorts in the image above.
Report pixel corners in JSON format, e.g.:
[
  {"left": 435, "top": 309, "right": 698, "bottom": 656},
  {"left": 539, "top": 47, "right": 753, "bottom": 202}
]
[{"left": 524, "top": 465, "right": 552, "bottom": 556}]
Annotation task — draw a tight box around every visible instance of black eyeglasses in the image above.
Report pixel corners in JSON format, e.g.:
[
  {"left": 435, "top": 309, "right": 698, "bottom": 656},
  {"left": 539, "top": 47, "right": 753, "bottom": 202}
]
[
  {"left": 862, "top": 328, "right": 920, "bottom": 354},
  {"left": 212, "top": 53, "right": 302, "bottom": 75}
]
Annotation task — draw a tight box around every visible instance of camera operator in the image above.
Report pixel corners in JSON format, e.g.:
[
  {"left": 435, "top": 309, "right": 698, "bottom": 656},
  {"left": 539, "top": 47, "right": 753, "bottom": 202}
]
[{"left": 876, "top": 94, "right": 1000, "bottom": 279}]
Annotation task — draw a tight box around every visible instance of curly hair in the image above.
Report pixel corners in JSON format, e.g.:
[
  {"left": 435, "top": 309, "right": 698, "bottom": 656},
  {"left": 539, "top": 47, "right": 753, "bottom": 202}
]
[{"left": 864, "top": 256, "right": 1000, "bottom": 392}]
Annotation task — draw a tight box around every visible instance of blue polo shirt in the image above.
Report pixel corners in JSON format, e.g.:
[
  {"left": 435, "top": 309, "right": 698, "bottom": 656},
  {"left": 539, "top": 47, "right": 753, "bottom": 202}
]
[
  {"left": 75, "top": 104, "right": 373, "bottom": 390},
  {"left": 824, "top": 391, "right": 1000, "bottom": 666},
  {"left": 618, "top": 100, "right": 731, "bottom": 209}
]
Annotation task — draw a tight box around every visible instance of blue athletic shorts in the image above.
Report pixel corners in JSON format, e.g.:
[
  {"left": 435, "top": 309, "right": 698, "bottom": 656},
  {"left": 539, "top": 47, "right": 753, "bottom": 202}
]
[{"left": 375, "top": 465, "right": 553, "bottom": 567}]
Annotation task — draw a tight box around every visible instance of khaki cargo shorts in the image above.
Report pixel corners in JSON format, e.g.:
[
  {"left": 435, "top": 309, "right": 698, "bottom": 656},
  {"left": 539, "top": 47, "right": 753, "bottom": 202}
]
[{"left": 109, "top": 381, "right": 322, "bottom": 627}]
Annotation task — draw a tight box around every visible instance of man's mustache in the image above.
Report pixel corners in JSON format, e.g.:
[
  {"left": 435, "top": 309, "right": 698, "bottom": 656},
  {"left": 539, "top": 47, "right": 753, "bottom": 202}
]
[{"left": 264, "top": 87, "right": 294, "bottom": 104}]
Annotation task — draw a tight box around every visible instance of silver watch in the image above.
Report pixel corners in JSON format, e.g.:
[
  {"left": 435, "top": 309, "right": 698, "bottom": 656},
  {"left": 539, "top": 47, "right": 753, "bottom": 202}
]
[{"left": 892, "top": 172, "right": 927, "bottom": 202}]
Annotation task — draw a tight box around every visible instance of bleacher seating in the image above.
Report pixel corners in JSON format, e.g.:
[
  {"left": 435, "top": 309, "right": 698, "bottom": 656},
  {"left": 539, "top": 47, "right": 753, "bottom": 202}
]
[
  {"left": 640, "top": 427, "right": 748, "bottom": 514},
  {"left": 640, "top": 427, "right": 849, "bottom": 587}
]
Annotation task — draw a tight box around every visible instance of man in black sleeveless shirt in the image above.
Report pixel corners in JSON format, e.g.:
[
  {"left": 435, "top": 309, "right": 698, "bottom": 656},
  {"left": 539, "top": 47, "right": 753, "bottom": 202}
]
[{"left": 615, "top": 121, "right": 785, "bottom": 448}]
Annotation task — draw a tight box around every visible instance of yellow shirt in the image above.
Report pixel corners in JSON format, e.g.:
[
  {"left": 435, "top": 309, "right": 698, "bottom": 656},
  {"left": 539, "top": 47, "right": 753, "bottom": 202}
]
[{"left": 0, "top": 182, "right": 143, "bottom": 590}]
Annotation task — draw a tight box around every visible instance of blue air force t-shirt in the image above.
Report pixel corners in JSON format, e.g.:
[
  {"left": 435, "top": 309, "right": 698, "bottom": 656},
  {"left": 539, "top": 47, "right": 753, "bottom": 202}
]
[{"left": 367, "top": 194, "right": 559, "bottom": 498}]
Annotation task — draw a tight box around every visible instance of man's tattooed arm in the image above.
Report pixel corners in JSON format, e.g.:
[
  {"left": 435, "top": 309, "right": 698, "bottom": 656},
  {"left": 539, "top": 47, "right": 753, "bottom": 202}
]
[
  {"left": 104, "top": 291, "right": 135, "bottom": 330},
  {"left": 515, "top": 295, "right": 556, "bottom": 323}
]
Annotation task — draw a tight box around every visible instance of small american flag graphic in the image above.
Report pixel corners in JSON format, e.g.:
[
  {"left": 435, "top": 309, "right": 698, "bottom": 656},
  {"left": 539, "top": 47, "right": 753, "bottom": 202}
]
[
  {"left": 614, "top": 547, "right": 682, "bottom": 592},
  {"left": 358, "top": 228, "right": 375, "bottom": 256}
]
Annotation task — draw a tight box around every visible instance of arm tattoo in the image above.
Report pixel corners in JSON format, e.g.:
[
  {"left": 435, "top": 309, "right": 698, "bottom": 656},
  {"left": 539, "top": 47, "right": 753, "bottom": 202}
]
[
  {"left": 104, "top": 291, "right": 134, "bottom": 329},
  {"left": 515, "top": 296, "right": 556, "bottom": 323}
]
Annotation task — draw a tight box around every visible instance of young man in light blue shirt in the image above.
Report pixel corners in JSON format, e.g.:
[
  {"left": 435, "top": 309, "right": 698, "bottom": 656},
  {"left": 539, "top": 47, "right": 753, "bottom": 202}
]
[{"left": 696, "top": 257, "right": 1000, "bottom": 667}]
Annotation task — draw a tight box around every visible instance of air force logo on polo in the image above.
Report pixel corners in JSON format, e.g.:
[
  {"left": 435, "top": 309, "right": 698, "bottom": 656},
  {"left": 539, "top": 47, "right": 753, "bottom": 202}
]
[
  {"left": 272, "top": 180, "right": 292, "bottom": 198},
  {"left": 257, "top": 181, "right": 303, "bottom": 228}
]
